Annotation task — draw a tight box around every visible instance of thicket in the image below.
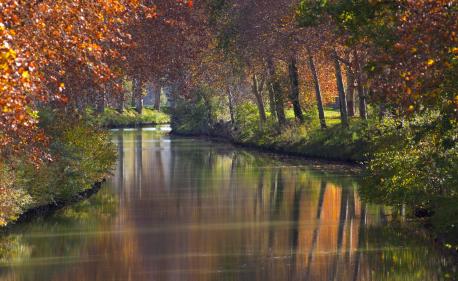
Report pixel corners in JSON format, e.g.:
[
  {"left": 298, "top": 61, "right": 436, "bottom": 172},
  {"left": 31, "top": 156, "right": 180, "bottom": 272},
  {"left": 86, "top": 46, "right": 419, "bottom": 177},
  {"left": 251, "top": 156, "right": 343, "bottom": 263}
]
[{"left": 0, "top": 109, "right": 116, "bottom": 226}]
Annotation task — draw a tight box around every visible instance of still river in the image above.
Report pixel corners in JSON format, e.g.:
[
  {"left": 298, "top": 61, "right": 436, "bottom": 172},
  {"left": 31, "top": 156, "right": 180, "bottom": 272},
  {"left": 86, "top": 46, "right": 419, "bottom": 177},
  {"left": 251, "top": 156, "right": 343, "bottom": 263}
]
[{"left": 0, "top": 127, "right": 456, "bottom": 281}]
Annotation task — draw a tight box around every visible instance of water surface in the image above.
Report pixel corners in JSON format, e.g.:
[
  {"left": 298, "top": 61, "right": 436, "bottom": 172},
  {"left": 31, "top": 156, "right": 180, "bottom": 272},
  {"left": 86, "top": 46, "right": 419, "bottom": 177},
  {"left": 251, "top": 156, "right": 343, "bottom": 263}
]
[{"left": 0, "top": 127, "right": 456, "bottom": 281}]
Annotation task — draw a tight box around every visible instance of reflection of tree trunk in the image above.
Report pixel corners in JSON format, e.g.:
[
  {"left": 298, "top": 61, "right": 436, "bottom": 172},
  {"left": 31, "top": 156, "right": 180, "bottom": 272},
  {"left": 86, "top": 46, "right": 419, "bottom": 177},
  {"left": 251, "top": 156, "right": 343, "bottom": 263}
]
[
  {"left": 291, "top": 187, "right": 303, "bottom": 248},
  {"left": 331, "top": 187, "right": 349, "bottom": 281},
  {"left": 116, "top": 130, "right": 124, "bottom": 192},
  {"left": 305, "top": 181, "right": 327, "bottom": 278},
  {"left": 288, "top": 56, "right": 304, "bottom": 123},
  {"left": 254, "top": 169, "right": 264, "bottom": 216},
  {"left": 274, "top": 170, "right": 285, "bottom": 216},
  {"left": 307, "top": 48, "right": 326, "bottom": 128},
  {"left": 252, "top": 74, "right": 267, "bottom": 123},
  {"left": 266, "top": 57, "right": 286, "bottom": 126},
  {"left": 332, "top": 49, "right": 349, "bottom": 128},
  {"left": 290, "top": 185, "right": 303, "bottom": 279},
  {"left": 134, "top": 129, "right": 143, "bottom": 196},
  {"left": 352, "top": 204, "right": 367, "bottom": 281},
  {"left": 268, "top": 169, "right": 279, "bottom": 254}
]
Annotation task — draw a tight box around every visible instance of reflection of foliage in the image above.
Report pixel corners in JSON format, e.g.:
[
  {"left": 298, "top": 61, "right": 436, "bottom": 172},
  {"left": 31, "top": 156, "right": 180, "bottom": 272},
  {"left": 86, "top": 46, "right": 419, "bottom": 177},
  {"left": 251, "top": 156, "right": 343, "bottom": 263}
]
[
  {"left": 0, "top": 187, "right": 118, "bottom": 266},
  {"left": 0, "top": 236, "right": 33, "bottom": 265},
  {"left": 59, "top": 187, "right": 119, "bottom": 223},
  {"left": 364, "top": 225, "right": 458, "bottom": 280}
]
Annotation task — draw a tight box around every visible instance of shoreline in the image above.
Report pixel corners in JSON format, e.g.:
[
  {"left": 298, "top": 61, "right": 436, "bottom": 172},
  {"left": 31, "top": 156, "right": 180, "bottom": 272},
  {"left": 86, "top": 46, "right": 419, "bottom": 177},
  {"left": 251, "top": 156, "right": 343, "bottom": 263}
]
[
  {"left": 170, "top": 130, "right": 363, "bottom": 167},
  {"left": 104, "top": 122, "right": 170, "bottom": 129},
  {"left": 170, "top": 129, "right": 458, "bottom": 257},
  {"left": 1, "top": 180, "right": 105, "bottom": 233}
]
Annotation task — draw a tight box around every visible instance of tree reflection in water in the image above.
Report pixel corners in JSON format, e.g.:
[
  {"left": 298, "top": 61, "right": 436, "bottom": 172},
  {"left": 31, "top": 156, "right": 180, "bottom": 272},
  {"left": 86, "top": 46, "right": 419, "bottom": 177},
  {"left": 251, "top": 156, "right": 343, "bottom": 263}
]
[{"left": 0, "top": 127, "right": 456, "bottom": 281}]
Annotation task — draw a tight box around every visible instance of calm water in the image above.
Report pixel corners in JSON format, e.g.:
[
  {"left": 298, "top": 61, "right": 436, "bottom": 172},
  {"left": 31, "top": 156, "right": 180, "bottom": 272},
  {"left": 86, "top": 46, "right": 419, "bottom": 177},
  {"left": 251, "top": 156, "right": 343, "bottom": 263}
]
[{"left": 0, "top": 127, "right": 456, "bottom": 281}]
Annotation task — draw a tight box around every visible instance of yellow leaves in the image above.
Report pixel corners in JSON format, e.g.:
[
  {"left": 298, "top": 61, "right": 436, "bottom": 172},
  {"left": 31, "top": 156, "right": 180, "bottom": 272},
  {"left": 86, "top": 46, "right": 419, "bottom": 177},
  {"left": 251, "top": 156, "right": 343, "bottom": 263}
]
[
  {"left": 1, "top": 48, "right": 17, "bottom": 61},
  {"left": 426, "top": 59, "right": 435, "bottom": 66},
  {"left": 21, "top": 71, "right": 30, "bottom": 80}
]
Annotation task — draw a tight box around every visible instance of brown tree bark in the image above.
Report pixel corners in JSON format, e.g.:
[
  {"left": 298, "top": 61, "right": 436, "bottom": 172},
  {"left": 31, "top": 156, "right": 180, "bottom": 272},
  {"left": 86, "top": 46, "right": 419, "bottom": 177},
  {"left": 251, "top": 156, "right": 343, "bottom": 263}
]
[
  {"left": 266, "top": 57, "right": 286, "bottom": 126},
  {"left": 288, "top": 56, "right": 304, "bottom": 123},
  {"left": 252, "top": 74, "right": 267, "bottom": 122},
  {"left": 345, "top": 64, "right": 355, "bottom": 117},
  {"left": 332, "top": 49, "right": 349, "bottom": 128},
  {"left": 153, "top": 82, "right": 161, "bottom": 110},
  {"left": 307, "top": 48, "right": 327, "bottom": 128},
  {"left": 132, "top": 78, "right": 144, "bottom": 114},
  {"left": 353, "top": 49, "right": 367, "bottom": 120}
]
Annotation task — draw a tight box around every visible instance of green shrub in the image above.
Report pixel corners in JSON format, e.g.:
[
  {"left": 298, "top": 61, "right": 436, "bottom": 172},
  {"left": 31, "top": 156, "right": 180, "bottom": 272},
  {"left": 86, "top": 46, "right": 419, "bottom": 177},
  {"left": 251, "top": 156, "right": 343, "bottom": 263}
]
[{"left": 15, "top": 109, "right": 117, "bottom": 206}]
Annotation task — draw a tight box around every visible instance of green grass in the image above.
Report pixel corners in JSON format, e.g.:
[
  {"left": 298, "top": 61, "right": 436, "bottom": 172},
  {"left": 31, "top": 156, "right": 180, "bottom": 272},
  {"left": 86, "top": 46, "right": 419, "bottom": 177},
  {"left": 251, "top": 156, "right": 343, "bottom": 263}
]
[{"left": 94, "top": 107, "right": 170, "bottom": 128}]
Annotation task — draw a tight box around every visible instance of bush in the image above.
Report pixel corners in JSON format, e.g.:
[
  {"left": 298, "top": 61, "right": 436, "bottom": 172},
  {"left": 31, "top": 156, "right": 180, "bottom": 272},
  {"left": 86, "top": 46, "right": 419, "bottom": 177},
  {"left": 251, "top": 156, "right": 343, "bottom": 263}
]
[
  {"left": 360, "top": 114, "right": 458, "bottom": 244},
  {"left": 1, "top": 109, "right": 117, "bottom": 214}
]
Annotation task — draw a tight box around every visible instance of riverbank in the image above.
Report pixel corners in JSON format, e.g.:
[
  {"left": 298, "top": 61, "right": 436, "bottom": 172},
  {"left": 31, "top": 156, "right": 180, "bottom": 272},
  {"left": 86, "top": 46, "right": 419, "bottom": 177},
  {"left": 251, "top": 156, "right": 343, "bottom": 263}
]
[
  {"left": 0, "top": 109, "right": 117, "bottom": 228},
  {"left": 171, "top": 117, "right": 458, "bottom": 254},
  {"left": 1, "top": 180, "right": 105, "bottom": 234},
  {"left": 91, "top": 107, "right": 170, "bottom": 128},
  {"left": 171, "top": 118, "right": 371, "bottom": 164}
]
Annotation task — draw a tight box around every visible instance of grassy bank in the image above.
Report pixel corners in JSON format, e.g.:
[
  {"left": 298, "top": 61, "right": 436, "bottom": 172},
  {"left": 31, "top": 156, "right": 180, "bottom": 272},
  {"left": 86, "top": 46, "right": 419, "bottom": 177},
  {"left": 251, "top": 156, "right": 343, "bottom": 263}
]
[
  {"left": 92, "top": 107, "right": 170, "bottom": 128},
  {"left": 0, "top": 109, "right": 117, "bottom": 227},
  {"left": 172, "top": 99, "right": 458, "bottom": 251},
  {"left": 173, "top": 106, "right": 371, "bottom": 163}
]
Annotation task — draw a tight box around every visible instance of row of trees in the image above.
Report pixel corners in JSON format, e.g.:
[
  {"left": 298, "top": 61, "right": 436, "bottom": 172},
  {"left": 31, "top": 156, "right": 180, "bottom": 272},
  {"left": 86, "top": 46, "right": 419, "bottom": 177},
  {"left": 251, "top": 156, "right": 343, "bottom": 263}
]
[
  {"left": 1, "top": 0, "right": 456, "bottom": 163},
  {"left": 176, "top": 0, "right": 456, "bottom": 133}
]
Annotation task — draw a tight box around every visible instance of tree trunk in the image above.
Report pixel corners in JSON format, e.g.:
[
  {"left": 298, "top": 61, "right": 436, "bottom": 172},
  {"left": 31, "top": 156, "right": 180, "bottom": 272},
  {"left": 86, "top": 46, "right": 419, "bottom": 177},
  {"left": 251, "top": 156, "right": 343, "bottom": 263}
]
[
  {"left": 354, "top": 49, "right": 367, "bottom": 120},
  {"left": 345, "top": 64, "right": 355, "bottom": 117},
  {"left": 266, "top": 57, "right": 286, "bottom": 126},
  {"left": 95, "top": 88, "right": 105, "bottom": 114},
  {"left": 227, "top": 86, "right": 235, "bottom": 126},
  {"left": 266, "top": 77, "right": 277, "bottom": 120},
  {"left": 332, "top": 49, "right": 349, "bottom": 128},
  {"left": 252, "top": 74, "right": 267, "bottom": 122},
  {"left": 288, "top": 56, "right": 304, "bottom": 123},
  {"left": 307, "top": 49, "right": 327, "bottom": 128},
  {"left": 132, "top": 78, "right": 144, "bottom": 114},
  {"left": 116, "top": 86, "right": 124, "bottom": 113},
  {"left": 153, "top": 82, "right": 161, "bottom": 110}
]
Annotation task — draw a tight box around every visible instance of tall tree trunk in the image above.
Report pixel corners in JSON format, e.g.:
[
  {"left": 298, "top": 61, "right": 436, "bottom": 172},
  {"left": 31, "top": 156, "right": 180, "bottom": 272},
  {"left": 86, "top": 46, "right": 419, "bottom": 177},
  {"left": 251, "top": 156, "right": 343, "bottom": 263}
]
[
  {"left": 252, "top": 74, "right": 267, "bottom": 122},
  {"left": 345, "top": 64, "right": 355, "bottom": 117},
  {"left": 227, "top": 86, "right": 235, "bottom": 126},
  {"left": 153, "top": 82, "right": 161, "bottom": 110},
  {"left": 288, "top": 56, "right": 304, "bottom": 123},
  {"left": 116, "top": 86, "right": 124, "bottom": 113},
  {"left": 266, "top": 57, "right": 286, "bottom": 126},
  {"left": 332, "top": 50, "right": 349, "bottom": 128},
  {"left": 354, "top": 49, "right": 367, "bottom": 120},
  {"left": 379, "top": 103, "right": 386, "bottom": 120},
  {"left": 95, "top": 88, "right": 105, "bottom": 114},
  {"left": 132, "top": 78, "right": 144, "bottom": 114},
  {"left": 267, "top": 77, "right": 277, "bottom": 120},
  {"left": 307, "top": 48, "right": 327, "bottom": 128}
]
